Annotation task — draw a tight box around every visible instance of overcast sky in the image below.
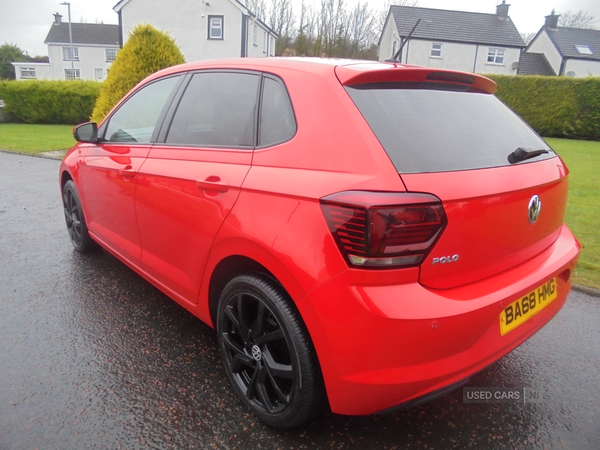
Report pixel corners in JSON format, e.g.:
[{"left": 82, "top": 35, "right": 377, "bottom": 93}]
[{"left": 1, "top": 0, "right": 599, "bottom": 57}]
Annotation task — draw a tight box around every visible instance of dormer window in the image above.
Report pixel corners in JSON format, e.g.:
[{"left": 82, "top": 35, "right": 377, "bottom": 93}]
[{"left": 575, "top": 45, "right": 593, "bottom": 55}]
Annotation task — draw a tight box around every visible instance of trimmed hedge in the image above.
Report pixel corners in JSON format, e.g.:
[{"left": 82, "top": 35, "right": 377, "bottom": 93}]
[
  {"left": 488, "top": 75, "right": 600, "bottom": 141},
  {"left": 0, "top": 80, "right": 101, "bottom": 124},
  {"left": 91, "top": 24, "right": 185, "bottom": 123}
]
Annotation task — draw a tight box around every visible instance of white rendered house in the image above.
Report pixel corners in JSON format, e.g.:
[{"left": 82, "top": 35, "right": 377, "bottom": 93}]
[
  {"left": 113, "top": 0, "right": 278, "bottom": 62},
  {"left": 379, "top": 2, "right": 525, "bottom": 75},
  {"left": 13, "top": 13, "right": 120, "bottom": 81}
]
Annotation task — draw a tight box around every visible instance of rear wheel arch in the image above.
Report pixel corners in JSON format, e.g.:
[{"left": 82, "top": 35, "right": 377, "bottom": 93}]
[
  {"left": 215, "top": 270, "right": 328, "bottom": 427},
  {"left": 208, "top": 255, "right": 282, "bottom": 328}
]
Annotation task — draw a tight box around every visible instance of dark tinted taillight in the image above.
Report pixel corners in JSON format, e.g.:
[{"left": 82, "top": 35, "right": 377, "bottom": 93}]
[{"left": 320, "top": 191, "right": 446, "bottom": 268}]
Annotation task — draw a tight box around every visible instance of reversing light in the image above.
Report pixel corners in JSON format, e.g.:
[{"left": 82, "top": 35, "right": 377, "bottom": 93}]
[{"left": 320, "top": 191, "right": 447, "bottom": 268}]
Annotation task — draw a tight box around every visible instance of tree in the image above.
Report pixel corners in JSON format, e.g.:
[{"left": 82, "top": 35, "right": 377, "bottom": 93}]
[
  {"left": 376, "top": 0, "right": 421, "bottom": 38},
  {"left": 90, "top": 24, "right": 185, "bottom": 123},
  {"left": 558, "top": 11, "right": 598, "bottom": 29},
  {"left": 520, "top": 32, "right": 536, "bottom": 45},
  {"left": 347, "top": 3, "right": 377, "bottom": 59},
  {"left": 0, "top": 43, "right": 29, "bottom": 80},
  {"left": 268, "top": 0, "right": 296, "bottom": 55},
  {"left": 245, "top": 0, "right": 268, "bottom": 22}
]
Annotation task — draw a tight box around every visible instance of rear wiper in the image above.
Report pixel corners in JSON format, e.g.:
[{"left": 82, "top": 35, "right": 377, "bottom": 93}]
[{"left": 508, "top": 147, "right": 549, "bottom": 164}]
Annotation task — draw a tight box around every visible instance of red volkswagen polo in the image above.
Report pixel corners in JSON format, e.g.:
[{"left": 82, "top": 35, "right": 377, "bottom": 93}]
[{"left": 60, "top": 58, "right": 580, "bottom": 428}]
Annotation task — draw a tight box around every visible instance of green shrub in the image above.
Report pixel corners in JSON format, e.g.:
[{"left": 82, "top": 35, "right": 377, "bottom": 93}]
[
  {"left": 488, "top": 75, "right": 600, "bottom": 141},
  {"left": 0, "top": 79, "right": 101, "bottom": 124},
  {"left": 91, "top": 24, "right": 185, "bottom": 123}
]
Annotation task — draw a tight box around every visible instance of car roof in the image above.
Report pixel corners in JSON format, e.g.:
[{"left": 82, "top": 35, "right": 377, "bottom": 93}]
[{"left": 145, "top": 57, "right": 497, "bottom": 95}]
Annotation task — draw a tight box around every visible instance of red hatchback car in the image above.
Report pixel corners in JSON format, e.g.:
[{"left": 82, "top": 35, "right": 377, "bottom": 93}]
[{"left": 60, "top": 58, "right": 580, "bottom": 428}]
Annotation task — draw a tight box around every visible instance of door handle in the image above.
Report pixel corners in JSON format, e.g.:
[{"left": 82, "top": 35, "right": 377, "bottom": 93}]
[
  {"left": 119, "top": 166, "right": 136, "bottom": 178},
  {"left": 196, "top": 176, "right": 229, "bottom": 193}
]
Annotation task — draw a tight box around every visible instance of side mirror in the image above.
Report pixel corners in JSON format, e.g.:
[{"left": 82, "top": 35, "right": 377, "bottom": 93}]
[{"left": 73, "top": 122, "right": 98, "bottom": 143}]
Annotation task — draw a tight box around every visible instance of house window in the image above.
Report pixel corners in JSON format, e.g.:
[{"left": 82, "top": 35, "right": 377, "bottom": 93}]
[
  {"left": 253, "top": 24, "right": 257, "bottom": 46},
  {"left": 392, "top": 41, "right": 398, "bottom": 57},
  {"left": 208, "top": 16, "right": 224, "bottom": 39},
  {"left": 270, "top": 36, "right": 275, "bottom": 55},
  {"left": 106, "top": 48, "right": 118, "bottom": 62},
  {"left": 575, "top": 45, "right": 593, "bottom": 55},
  {"left": 65, "top": 69, "right": 80, "bottom": 80},
  {"left": 263, "top": 31, "right": 268, "bottom": 54},
  {"left": 95, "top": 68, "right": 104, "bottom": 81},
  {"left": 20, "top": 67, "right": 37, "bottom": 79},
  {"left": 431, "top": 43, "right": 442, "bottom": 58},
  {"left": 63, "top": 47, "right": 79, "bottom": 61},
  {"left": 487, "top": 48, "right": 505, "bottom": 64}
]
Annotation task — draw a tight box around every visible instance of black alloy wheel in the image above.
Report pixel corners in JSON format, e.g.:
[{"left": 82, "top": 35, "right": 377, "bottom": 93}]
[
  {"left": 217, "top": 273, "right": 324, "bottom": 428},
  {"left": 62, "top": 180, "right": 96, "bottom": 252}
]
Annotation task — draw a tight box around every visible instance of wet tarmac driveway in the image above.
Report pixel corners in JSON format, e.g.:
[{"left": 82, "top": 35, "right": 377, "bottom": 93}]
[{"left": 1, "top": 151, "right": 599, "bottom": 449}]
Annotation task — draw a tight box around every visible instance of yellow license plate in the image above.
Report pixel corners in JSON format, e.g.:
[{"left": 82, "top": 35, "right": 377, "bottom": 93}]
[{"left": 500, "top": 278, "right": 558, "bottom": 336}]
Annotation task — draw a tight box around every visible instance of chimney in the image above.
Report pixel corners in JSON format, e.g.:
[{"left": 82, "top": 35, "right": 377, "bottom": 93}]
[
  {"left": 545, "top": 10, "right": 560, "bottom": 29},
  {"left": 496, "top": 1, "right": 510, "bottom": 20},
  {"left": 53, "top": 13, "right": 63, "bottom": 25}
]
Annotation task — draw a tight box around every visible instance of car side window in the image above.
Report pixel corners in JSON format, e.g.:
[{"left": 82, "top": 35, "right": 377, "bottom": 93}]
[
  {"left": 258, "top": 76, "right": 296, "bottom": 147},
  {"left": 103, "top": 76, "right": 181, "bottom": 144},
  {"left": 166, "top": 72, "right": 260, "bottom": 148}
]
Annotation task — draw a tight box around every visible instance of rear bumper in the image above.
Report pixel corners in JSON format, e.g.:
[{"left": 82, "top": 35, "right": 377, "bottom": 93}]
[{"left": 296, "top": 224, "right": 580, "bottom": 415}]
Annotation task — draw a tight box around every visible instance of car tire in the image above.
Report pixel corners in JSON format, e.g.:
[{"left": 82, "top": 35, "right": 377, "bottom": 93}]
[
  {"left": 217, "top": 273, "right": 325, "bottom": 428},
  {"left": 62, "top": 180, "right": 96, "bottom": 253}
]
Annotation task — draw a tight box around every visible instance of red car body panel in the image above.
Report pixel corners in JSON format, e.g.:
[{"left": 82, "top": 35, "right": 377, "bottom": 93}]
[
  {"left": 135, "top": 145, "right": 252, "bottom": 304},
  {"left": 408, "top": 159, "right": 569, "bottom": 289},
  {"left": 295, "top": 225, "right": 578, "bottom": 415},
  {"left": 60, "top": 58, "right": 580, "bottom": 417},
  {"left": 80, "top": 143, "right": 151, "bottom": 263}
]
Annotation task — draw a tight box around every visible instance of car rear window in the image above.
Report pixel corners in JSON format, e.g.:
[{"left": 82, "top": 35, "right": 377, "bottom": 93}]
[{"left": 345, "top": 82, "right": 555, "bottom": 173}]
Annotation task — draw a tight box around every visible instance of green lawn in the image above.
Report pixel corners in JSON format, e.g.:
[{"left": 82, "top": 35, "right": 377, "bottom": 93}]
[
  {"left": 0, "top": 124, "right": 597, "bottom": 289},
  {"left": 0, "top": 123, "right": 76, "bottom": 153},
  {"left": 546, "top": 138, "right": 600, "bottom": 290}
]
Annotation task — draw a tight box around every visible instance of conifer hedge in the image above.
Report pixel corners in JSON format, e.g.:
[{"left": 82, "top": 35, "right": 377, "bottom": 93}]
[
  {"left": 488, "top": 75, "right": 600, "bottom": 141},
  {"left": 90, "top": 24, "right": 185, "bottom": 123},
  {"left": 0, "top": 80, "right": 101, "bottom": 124}
]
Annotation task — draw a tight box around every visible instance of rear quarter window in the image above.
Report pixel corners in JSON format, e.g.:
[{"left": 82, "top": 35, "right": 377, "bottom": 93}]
[{"left": 345, "top": 82, "right": 555, "bottom": 173}]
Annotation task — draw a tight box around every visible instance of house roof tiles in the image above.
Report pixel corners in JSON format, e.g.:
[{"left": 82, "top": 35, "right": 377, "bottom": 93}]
[
  {"left": 545, "top": 27, "right": 600, "bottom": 61},
  {"left": 517, "top": 52, "right": 556, "bottom": 76},
  {"left": 389, "top": 5, "right": 525, "bottom": 48},
  {"left": 45, "top": 22, "right": 120, "bottom": 46}
]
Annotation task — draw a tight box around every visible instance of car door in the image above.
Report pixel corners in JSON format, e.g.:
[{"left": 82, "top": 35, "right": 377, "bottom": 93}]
[
  {"left": 134, "top": 71, "right": 261, "bottom": 304},
  {"left": 79, "top": 75, "right": 183, "bottom": 263}
]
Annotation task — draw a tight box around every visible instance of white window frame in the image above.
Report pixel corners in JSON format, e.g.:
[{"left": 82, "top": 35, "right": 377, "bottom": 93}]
[
  {"left": 106, "top": 48, "right": 118, "bottom": 62},
  {"left": 253, "top": 24, "right": 258, "bottom": 46},
  {"left": 20, "top": 67, "right": 37, "bottom": 79},
  {"left": 263, "top": 30, "right": 268, "bottom": 54},
  {"left": 487, "top": 48, "right": 505, "bottom": 65},
  {"left": 95, "top": 68, "right": 104, "bottom": 80},
  {"left": 431, "top": 43, "right": 442, "bottom": 58},
  {"left": 208, "top": 16, "right": 224, "bottom": 40},
  {"left": 65, "top": 69, "right": 81, "bottom": 80},
  {"left": 63, "top": 47, "right": 79, "bottom": 61}
]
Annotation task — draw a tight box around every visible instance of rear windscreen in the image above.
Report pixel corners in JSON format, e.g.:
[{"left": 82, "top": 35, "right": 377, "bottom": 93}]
[{"left": 345, "top": 82, "right": 555, "bottom": 173}]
